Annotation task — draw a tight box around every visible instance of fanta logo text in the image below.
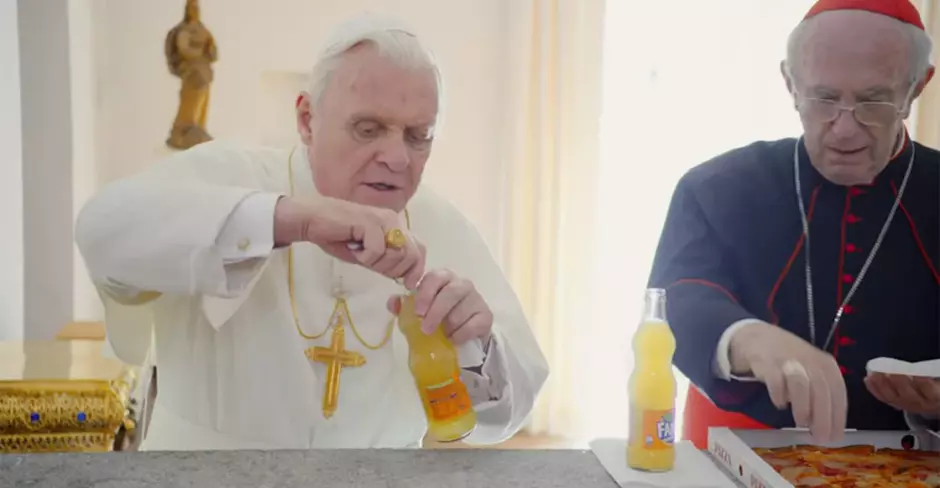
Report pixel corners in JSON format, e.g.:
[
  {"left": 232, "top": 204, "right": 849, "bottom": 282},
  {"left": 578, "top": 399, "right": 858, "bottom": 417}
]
[{"left": 656, "top": 416, "right": 675, "bottom": 443}]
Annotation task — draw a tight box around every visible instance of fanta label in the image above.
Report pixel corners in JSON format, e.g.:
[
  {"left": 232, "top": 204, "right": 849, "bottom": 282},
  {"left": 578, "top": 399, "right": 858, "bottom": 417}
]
[
  {"left": 630, "top": 407, "right": 675, "bottom": 450},
  {"left": 423, "top": 376, "right": 473, "bottom": 422}
]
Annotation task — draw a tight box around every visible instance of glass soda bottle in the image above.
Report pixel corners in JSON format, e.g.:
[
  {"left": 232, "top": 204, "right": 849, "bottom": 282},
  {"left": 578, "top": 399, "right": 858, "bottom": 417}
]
[
  {"left": 397, "top": 293, "right": 477, "bottom": 442},
  {"left": 627, "top": 288, "right": 677, "bottom": 471}
]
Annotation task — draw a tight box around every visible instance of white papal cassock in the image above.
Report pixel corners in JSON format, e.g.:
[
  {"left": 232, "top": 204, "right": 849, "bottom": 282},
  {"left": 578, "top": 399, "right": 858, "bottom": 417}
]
[{"left": 75, "top": 140, "right": 549, "bottom": 451}]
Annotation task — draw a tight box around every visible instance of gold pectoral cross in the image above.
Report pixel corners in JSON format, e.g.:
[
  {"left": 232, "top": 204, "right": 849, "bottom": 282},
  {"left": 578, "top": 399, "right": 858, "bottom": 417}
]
[{"left": 304, "top": 315, "right": 366, "bottom": 419}]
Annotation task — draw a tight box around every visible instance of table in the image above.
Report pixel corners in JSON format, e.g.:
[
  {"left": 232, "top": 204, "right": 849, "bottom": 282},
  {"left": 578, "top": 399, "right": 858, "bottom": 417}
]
[{"left": 0, "top": 449, "right": 620, "bottom": 488}]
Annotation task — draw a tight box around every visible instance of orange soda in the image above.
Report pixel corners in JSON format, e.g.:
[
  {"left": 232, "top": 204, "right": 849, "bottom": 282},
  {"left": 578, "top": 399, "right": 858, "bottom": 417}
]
[
  {"left": 627, "top": 288, "right": 677, "bottom": 471},
  {"left": 397, "top": 293, "right": 477, "bottom": 442}
]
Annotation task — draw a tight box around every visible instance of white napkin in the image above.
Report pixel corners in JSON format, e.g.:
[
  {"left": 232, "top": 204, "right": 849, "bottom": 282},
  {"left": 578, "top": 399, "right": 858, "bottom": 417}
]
[
  {"left": 866, "top": 358, "right": 940, "bottom": 379},
  {"left": 589, "top": 438, "right": 737, "bottom": 488},
  {"left": 456, "top": 337, "right": 486, "bottom": 368}
]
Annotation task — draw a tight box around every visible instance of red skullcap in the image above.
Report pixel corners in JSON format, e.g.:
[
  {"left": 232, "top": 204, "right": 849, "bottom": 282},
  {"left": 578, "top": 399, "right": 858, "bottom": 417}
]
[
  {"left": 803, "top": 0, "right": 934, "bottom": 86},
  {"left": 804, "top": 0, "right": 926, "bottom": 30}
]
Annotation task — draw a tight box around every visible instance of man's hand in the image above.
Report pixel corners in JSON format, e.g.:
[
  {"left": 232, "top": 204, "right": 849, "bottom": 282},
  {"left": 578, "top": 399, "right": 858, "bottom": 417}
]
[
  {"left": 386, "top": 269, "right": 493, "bottom": 345},
  {"left": 729, "top": 322, "right": 847, "bottom": 443},
  {"left": 865, "top": 373, "right": 940, "bottom": 417},
  {"left": 274, "top": 196, "right": 425, "bottom": 289}
]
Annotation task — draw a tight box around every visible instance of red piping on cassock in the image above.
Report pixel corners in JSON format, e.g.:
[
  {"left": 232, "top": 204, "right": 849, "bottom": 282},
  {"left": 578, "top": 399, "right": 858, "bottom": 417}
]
[
  {"left": 669, "top": 279, "right": 740, "bottom": 304},
  {"left": 891, "top": 182, "right": 940, "bottom": 285}
]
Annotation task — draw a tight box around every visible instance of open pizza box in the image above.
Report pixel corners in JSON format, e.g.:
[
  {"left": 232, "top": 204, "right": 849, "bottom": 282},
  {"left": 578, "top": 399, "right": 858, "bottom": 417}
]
[{"left": 707, "top": 427, "right": 940, "bottom": 488}]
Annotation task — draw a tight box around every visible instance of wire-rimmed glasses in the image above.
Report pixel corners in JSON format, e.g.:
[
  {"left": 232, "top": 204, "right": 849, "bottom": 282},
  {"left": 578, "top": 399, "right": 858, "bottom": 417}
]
[{"left": 797, "top": 97, "right": 905, "bottom": 128}]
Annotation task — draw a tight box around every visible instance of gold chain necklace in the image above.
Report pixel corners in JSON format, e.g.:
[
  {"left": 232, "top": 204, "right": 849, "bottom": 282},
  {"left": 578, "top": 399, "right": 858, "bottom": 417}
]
[{"left": 285, "top": 147, "right": 409, "bottom": 350}]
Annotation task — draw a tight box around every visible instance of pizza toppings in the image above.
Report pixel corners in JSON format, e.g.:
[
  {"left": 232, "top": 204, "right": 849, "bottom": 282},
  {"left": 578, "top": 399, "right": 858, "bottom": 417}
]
[{"left": 755, "top": 445, "right": 940, "bottom": 488}]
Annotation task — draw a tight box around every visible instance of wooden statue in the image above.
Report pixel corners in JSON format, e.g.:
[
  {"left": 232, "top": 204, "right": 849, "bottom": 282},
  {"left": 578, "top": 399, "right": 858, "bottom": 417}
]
[{"left": 164, "top": 0, "right": 217, "bottom": 150}]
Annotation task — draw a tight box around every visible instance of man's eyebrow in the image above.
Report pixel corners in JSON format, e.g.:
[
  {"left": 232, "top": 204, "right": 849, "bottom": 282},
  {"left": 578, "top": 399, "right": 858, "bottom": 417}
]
[
  {"left": 856, "top": 86, "right": 895, "bottom": 99},
  {"left": 804, "top": 85, "right": 897, "bottom": 99},
  {"left": 349, "top": 112, "right": 386, "bottom": 123},
  {"left": 806, "top": 85, "right": 838, "bottom": 96},
  {"left": 350, "top": 112, "right": 435, "bottom": 130}
]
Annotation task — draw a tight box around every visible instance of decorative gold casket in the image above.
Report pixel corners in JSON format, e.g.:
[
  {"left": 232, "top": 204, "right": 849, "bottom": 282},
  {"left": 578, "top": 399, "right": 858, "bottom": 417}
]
[{"left": 0, "top": 340, "right": 145, "bottom": 453}]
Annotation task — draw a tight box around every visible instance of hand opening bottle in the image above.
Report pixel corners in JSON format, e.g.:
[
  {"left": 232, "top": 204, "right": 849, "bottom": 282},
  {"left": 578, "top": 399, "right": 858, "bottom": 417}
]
[
  {"left": 627, "top": 288, "right": 677, "bottom": 472},
  {"left": 397, "top": 293, "right": 477, "bottom": 443}
]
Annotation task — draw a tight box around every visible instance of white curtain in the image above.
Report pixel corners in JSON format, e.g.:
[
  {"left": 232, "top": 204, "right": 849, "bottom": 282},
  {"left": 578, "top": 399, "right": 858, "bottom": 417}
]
[{"left": 498, "top": 0, "right": 606, "bottom": 439}]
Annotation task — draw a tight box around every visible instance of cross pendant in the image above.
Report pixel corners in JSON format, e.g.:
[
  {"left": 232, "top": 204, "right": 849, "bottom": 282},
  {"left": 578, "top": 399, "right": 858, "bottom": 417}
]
[{"left": 304, "top": 315, "right": 366, "bottom": 418}]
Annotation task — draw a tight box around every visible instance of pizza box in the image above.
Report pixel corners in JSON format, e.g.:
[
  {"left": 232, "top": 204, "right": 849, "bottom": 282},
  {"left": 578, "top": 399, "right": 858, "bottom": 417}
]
[{"left": 707, "top": 427, "right": 940, "bottom": 488}]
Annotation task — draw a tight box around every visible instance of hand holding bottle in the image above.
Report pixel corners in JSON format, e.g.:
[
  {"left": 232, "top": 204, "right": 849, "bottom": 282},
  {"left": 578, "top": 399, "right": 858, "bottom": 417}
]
[{"left": 386, "top": 268, "right": 493, "bottom": 345}]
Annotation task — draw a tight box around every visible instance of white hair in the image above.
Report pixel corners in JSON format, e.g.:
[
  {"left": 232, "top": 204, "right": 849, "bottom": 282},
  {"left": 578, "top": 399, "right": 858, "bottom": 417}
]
[
  {"left": 784, "top": 11, "right": 934, "bottom": 88},
  {"left": 307, "top": 14, "right": 443, "bottom": 115}
]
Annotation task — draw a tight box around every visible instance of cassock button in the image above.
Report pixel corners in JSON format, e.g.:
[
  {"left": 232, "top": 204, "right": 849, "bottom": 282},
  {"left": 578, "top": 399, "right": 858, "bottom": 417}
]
[
  {"left": 839, "top": 365, "right": 850, "bottom": 375},
  {"left": 843, "top": 304, "right": 855, "bottom": 314},
  {"left": 842, "top": 274, "right": 854, "bottom": 284},
  {"left": 848, "top": 187, "right": 865, "bottom": 197},
  {"left": 845, "top": 243, "right": 857, "bottom": 253},
  {"left": 837, "top": 336, "right": 856, "bottom": 346},
  {"left": 846, "top": 214, "right": 862, "bottom": 224}
]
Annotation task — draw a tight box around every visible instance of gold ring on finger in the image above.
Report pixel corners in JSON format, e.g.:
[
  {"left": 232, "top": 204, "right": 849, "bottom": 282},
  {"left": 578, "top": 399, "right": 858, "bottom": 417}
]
[{"left": 385, "top": 228, "right": 407, "bottom": 249}]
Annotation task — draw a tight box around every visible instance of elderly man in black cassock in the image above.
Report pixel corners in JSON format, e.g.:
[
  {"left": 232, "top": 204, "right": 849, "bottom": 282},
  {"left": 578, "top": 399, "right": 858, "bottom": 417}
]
[{"left": 649, "top": 0, "right": 939, "bottom": 448}]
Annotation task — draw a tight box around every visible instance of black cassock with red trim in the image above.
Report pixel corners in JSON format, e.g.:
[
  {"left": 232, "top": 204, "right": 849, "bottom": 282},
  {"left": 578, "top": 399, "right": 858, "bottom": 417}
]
[{"left": 648, "top": 134, "right": 939, "bottom": 431}]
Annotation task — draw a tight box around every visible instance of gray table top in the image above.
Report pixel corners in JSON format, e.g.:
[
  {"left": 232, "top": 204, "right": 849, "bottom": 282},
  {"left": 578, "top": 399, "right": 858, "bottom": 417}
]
[{"left": 0, "top": 448, "right": 620, "bottom": 488}]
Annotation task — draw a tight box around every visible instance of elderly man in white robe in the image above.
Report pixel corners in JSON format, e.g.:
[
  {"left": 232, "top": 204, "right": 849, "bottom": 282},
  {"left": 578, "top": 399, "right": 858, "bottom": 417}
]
[{"left": 75, "top": 16, "right": 549, "bottom": 451}]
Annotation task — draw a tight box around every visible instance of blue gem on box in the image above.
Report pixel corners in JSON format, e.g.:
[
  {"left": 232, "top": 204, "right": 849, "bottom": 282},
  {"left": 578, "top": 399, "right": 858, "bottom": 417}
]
[
  {"left": 30, "top": 412, "right": 40, "bottom": 423},
  {"left": 77, "top": 412, "right": 87, "bottom": 423}
]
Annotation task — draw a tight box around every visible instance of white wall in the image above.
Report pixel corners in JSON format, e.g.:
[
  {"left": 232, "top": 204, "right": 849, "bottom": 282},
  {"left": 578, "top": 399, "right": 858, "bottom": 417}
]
[
  {"left": 73, "top": 0, "right": 513, "bottom": 321},
  {"left": 0, "top": 0, "right": 24, "bottom": 340}
]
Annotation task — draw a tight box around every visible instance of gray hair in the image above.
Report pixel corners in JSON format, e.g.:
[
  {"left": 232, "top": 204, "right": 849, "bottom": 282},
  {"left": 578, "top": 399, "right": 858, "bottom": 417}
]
[
  {"left": 784, "top": 12, "right": 934, "bottom": 88},
  {"left": 307, "top": 15, "right": 443, "bottom": 114}
]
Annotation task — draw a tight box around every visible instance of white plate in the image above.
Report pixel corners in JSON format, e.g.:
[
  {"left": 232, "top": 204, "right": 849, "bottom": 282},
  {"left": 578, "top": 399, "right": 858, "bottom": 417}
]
[
  {"left": 589, "top": 438, "right": 737, "bottom": 488},
  {"left": 866, "top": 357, "right": 940, "bottom": 379}
]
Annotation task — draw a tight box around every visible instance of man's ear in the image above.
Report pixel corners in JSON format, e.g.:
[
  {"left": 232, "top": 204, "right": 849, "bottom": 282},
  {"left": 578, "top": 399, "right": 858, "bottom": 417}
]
[
  {"left": 295, "top": 92, "right": 315, "bottom": 146},
  {"left": 902, "top": 67, "right": 935, "bottom": 119},
  {"left": 780, "top": 60, "right": 797, "bottom": 109},
  {"left": 913, "top": 66, "right": 935, "bottom": 100}
]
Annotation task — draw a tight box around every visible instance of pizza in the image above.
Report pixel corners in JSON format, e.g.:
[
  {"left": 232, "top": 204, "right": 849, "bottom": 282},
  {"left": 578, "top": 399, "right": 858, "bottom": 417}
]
[{"left": 755, "top": 444, "right": 940, "bottom": 487}]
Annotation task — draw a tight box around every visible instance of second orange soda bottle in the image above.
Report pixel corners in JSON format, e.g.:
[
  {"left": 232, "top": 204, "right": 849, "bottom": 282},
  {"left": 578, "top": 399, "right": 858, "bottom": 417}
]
[{"left": 627, "top": 287, "right": 677, "bottom": 472}]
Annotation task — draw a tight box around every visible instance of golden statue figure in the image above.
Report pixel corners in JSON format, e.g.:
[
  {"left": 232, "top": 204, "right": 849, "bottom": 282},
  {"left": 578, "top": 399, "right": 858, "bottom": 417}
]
[{"left": 164, "top": 0, "right": 217, "bottom": 150}]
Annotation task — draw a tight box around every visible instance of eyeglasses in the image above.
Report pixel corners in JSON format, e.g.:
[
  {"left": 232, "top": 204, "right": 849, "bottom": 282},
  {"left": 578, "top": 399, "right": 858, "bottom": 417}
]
[{"left": 797, "top": 97, "right": 904, "bottom": 128}]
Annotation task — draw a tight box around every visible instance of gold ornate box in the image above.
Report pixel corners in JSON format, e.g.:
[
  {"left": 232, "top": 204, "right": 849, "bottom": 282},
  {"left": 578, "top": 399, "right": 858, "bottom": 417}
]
[{"left": 0, "top": 340, "right": 143, "bottom": 453}]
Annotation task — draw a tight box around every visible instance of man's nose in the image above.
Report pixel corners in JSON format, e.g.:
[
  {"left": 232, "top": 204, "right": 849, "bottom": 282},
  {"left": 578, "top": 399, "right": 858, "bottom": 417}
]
[
  {"left": 377, "top": 135, "right": 411, "bottom": 171},
  {"left": 830, "top": 108, "right": 863, "bottom": 136}
]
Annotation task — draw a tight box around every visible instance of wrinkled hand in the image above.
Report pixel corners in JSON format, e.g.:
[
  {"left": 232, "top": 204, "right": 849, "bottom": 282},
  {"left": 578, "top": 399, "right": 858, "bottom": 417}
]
[
  {"left": 865, "top": 373, "right": 940, "bottom": 417},
  {"left": 729, "top": 321, "right": 847, "bottom": 443},
  {"left": 387, "top": 269, "right": 493, "bottom": 345},
  {"left": 274, "top": 196, "right": 425, "bottom": 289}
]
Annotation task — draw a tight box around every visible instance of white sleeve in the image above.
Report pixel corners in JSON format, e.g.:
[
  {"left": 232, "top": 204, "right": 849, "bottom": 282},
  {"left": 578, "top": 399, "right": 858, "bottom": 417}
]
[
  {"left": 459, "top": 332, "right": 513, "bottom": 414},
  {"left": 713, "top": 318, "right": 764, "bottom": 382},
  {"left": 459, "top": 335, "right": 507, "bottom": 405},
  {"left": 216, "top": 192, "right": 280, "bottom": 262},
  {"left": 212, "top": 192, "right": 282, "bottom": 289},
  {"left": 904, "top": 411, "right": 938, "bottom": 432},
  {"left": 75, "top": 141, "right": 282, "bottom": 301}
]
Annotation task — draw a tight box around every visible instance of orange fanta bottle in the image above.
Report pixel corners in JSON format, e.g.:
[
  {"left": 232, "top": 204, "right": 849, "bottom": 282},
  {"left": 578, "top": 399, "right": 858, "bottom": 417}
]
[
  {"left": 627, "top": 288, "right": 677, "bottom": 471},
  {"left": 398, "top": 293, "right": 477, "bottom": 442}
]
